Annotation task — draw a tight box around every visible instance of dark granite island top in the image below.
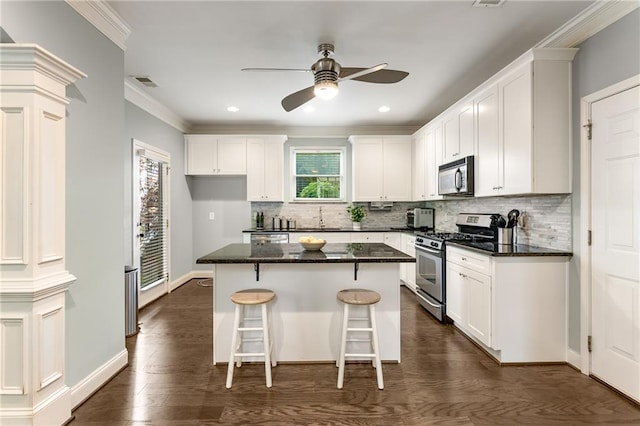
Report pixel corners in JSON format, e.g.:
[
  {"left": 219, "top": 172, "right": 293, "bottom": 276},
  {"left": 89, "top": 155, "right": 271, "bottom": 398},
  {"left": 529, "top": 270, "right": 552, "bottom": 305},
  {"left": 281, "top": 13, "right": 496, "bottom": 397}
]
[{"left": 196, "top": 243, "right": 416, "bottom": 264}]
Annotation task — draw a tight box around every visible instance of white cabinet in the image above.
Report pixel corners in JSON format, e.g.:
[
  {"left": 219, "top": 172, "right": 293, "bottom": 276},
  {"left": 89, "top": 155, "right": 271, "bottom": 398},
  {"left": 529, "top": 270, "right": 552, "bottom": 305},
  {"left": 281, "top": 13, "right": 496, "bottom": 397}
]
[
  {"left": 290, "top": 232, "right": 351, "bottom": 243},
  {"left": 185, "top": 135, "right": 247, "bottom": 175},
  {"left": 442, "top": 101, "right": 474, "bottom": 164},
  {"left": 474, "top": 50, "right": 576, "bottom": 196},
  {"left": 446, "top": 245, "right": 569, "bottom": 363},
  {"left": 246, "top": 136, "right": 287, "bottom": 201},
  {"left": 446, "top": 247, "right": 492, "bottom": 347},
  {"left": 383, "top": 233, "right": 402, "bottom": 251},
  {"left": 412, "top": 131, "right": 427, "bottom": 200},
  {"left": 350, "top": 136, "right": 412, "bottom": 202},
  {"left": 350, "top": 232, "right": 384, "bottom": 243}
]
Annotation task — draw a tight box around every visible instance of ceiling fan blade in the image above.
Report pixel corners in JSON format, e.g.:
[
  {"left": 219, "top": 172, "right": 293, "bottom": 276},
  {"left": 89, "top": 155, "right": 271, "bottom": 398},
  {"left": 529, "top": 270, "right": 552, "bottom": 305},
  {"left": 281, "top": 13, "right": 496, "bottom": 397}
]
[
  {"left": 340, "top": 67, "right": 409, "bottom": 84},
  {"left": 281, "top": 86, "right": 316, "bottom": 112},
  {"left": 338, "top": 63, "right": 388, "bottom": 82},
  {"left": 242, "top": 67, "right": 311, "bottom": 72}
]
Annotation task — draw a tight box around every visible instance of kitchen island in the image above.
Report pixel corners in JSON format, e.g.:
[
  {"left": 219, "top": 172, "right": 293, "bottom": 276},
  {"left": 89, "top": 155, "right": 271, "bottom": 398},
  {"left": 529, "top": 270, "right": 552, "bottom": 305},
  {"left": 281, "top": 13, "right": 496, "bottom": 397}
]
[{"left": 196, "top": 243, "right": 415, "bottom": 364}]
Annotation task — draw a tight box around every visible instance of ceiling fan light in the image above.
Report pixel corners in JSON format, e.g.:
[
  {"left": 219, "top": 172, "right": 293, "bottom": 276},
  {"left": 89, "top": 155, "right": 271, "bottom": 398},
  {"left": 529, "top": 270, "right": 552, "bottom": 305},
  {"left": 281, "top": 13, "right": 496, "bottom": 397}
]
[{"left": 314, "top": 81, "right": 338, "bottom": 100}]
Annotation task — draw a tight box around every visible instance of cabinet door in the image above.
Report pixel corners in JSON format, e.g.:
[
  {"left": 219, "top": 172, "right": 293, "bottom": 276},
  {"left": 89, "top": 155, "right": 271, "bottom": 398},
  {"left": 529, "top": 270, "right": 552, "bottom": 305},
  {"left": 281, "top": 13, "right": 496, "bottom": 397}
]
[
  {"left": 352, "top": 137, "right": 384, "bottom": 201},
  {"left": 442, "top": 112, "right": 459, "bottom": 164},
  {"left": 458, "top": 102, "right": 474, "bottom": 158},
  {"left": 405, "top": 236, "right": 416, "bottom": 291},
  {"left": 263, "top": 138, "right": 284, "bottom": 201},
  {"left": 475, "top": 85, "right": 500, "bottom": 197},
  {"left": 446, "top": 262, "right": 465, "bottom": 324},
  {"left": 465, "top": 269, "right": 492, "bottom": 347},
  {"left": 412, "top": 132, "right": 427, "bottom": 200},
  {"left": 382, "top": 137, "right": 412, "bottom": 201},
  {"left": 426, "top": 123, "right": 443, "bottom": 200},
  {"left": 500, "top": 64, "right": 533, "bottom": 194},
  {"left": 246, "top": 138, "right": 266, "bottom": 200},
  {"left": 384, "top": 233, "right": 402, "bottom": 251},
  {"left": 185, "top": 135, "right": 216, "bottom": 174},
  {"left": 350, "top": 232, "right": 384, "bottom": 243},
  {"left": 217, "top": 137, "right": 247, "bottom": 174}
]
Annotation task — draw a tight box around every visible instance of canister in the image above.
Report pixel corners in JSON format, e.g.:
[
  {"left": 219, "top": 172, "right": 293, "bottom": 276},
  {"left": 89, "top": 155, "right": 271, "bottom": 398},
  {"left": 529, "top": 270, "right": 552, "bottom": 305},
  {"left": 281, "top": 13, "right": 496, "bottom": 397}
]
[{"left": 497, "top": 228, "right": 513, "bottom": 245}]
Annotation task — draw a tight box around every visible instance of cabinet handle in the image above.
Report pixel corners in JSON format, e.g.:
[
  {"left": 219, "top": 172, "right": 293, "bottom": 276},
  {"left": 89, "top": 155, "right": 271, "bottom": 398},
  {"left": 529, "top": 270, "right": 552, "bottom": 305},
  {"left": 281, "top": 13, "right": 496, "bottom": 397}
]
[{"left": 461, "top": 257, "right": 467, "bottom": 261}]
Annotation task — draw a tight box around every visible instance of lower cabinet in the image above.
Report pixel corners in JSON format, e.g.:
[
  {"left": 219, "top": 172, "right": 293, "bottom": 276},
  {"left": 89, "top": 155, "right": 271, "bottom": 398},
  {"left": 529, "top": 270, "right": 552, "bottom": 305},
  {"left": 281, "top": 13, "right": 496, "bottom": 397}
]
[
  {"left": 401, "top": 234, "right": 417, "bottom": 292},
  {"left": 446, "top": 259, "right": 491, "bottom": 347},
  {"left": 446, "top": 245, "right": 569, "bottom": 363}
]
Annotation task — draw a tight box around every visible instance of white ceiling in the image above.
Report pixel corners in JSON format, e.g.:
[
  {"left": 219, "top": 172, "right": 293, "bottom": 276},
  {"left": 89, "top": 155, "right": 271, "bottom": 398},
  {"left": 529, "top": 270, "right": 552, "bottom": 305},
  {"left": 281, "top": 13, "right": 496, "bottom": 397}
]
[{"left": 109, "top": 0, "right": 595, "bottom": 133}]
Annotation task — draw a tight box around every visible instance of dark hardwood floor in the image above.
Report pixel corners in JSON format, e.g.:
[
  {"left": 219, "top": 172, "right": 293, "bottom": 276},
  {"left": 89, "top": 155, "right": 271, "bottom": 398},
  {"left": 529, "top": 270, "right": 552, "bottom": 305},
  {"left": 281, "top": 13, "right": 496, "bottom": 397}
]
[{"left": 71, "top": 280, "right": 639, "bottom": 425}]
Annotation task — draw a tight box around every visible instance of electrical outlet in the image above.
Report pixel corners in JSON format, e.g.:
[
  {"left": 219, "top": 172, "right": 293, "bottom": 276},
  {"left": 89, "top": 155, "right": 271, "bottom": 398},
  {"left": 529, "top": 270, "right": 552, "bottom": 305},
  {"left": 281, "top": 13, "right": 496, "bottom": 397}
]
[{"left": 209, "top": 212, "right": 215, "bottom": 220}]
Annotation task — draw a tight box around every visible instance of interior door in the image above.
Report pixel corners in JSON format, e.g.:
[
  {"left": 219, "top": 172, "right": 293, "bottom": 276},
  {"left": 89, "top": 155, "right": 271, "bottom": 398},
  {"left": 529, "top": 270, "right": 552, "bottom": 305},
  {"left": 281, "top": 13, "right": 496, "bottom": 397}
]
[{"left": 590, "top": 85, "right": 640, "bottom": 403}]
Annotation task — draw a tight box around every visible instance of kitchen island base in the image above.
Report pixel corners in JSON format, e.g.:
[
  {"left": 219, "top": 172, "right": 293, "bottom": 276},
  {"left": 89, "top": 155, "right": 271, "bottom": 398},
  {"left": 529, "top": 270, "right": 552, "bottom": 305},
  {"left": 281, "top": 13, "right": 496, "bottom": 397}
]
[{"left": 212, "top": 263, "right": 401, "bottom": 364}]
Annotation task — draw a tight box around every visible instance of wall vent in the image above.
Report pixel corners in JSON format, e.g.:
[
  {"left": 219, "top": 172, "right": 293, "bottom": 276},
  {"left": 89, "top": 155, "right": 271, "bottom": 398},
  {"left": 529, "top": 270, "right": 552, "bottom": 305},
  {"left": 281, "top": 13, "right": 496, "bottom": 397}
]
[
  {"left": 472, "top": 0, "right": 505, "bottom": 7},
  {"left": 132, "top": 76, "right": 158, "bottom": 88}
]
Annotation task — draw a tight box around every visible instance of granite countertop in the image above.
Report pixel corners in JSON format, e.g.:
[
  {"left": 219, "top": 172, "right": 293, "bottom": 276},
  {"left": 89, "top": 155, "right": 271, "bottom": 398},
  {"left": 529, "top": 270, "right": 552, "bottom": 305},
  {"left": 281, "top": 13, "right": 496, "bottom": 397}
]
[
  {"left": 243, "top": 227, "right": 416, "bottom": 233},
  {"left": 196, "top": 243, "right": 416, "bottom": 264},
  {"left": 448, "top": 241, "right": 573, "bottom": 257}
]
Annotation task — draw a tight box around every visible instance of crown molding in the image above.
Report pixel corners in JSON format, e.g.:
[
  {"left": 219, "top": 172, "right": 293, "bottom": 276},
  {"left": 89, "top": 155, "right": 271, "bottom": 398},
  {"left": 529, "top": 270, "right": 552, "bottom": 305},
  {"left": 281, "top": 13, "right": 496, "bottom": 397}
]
[
  {"left": 65, "top": 0, "right": 130, "bottom": 51},
  {"left": 124, "top": 80, "right": 190, "bottom": 133},
  {"left": 537, "top": 0, "right": 639, "bottom": 48},
  {"left": 188, "top": 124, "right": 420, "bottom": 137}
]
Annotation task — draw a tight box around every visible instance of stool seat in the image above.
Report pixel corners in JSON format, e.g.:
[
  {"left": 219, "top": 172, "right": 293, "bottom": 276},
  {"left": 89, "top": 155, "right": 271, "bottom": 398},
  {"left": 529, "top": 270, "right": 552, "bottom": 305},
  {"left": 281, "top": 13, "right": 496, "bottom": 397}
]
[
  {"left": 337, "top": 289, "right": 381, "bottom": 305},
  {"left": 226, "top": 288, "right": 276, "bottom": 389},
  {"left": 336, "top": 288, "right": 383, "bottom": 390},
  {"left": 231, "top": 289, "right": 276, "bottom": 305}
]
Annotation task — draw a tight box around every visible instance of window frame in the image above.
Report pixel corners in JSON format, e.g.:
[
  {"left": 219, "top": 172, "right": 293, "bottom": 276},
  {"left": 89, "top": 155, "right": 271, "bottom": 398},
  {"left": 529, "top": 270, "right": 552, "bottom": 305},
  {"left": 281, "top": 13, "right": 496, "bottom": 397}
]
[{"left": 290, "top": 146, "right": 346, "bottom": 202}]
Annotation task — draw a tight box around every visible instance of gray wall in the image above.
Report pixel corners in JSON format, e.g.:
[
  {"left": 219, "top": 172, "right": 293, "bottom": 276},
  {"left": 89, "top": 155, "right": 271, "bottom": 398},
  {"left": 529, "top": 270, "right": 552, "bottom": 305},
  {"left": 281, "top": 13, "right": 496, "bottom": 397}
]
[
  {"left": 1, "top": 2, "right": 126, "bottom": 387},
  {"left": 125, "top": 102, "right": 193, "bottom": 280},
  {"left": 189, "top": 177, "right": 251, "bottom": 270},
  {"left": 568, "top": 9, "right": 640, "bottom": 352}
]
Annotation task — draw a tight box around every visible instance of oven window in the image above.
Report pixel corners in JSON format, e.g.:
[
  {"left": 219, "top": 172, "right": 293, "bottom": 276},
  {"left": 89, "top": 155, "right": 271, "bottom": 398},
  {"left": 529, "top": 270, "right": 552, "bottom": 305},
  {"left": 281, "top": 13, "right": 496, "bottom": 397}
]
[{"left": 417, "top": 251, "right": 438, "bottom": 284}]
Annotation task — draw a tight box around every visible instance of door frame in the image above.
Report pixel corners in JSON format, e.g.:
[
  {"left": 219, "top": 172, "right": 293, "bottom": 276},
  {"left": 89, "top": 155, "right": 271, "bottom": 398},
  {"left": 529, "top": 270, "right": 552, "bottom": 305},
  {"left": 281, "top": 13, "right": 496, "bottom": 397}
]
[
  {"left": 132, "top": 138, "right": 171, "bottom": 308},
  {"left": 579, "top": 74, "right": 640, "bottom": 375}
]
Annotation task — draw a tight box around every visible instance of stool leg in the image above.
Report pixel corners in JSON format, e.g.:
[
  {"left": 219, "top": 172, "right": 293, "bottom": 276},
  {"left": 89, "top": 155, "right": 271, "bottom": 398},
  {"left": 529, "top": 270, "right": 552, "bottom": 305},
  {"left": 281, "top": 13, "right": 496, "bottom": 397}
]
[
  {"left": 236, "top": 305, "right": 244, "bottom": 368},
  {"left": 370, "top": 304, "right": 384, "bottom": 390},
  {"left": 226, "top": 304, "right": 241, "bottom": 389},
  {"left": 268, "top": 302, "right": 277, "bottom": 367},
  {"left": 337, "top": 303, "right": 349, "bottom": 389},
  {"left": 261, "top": 303, "right": 273, "bottom": 388}
]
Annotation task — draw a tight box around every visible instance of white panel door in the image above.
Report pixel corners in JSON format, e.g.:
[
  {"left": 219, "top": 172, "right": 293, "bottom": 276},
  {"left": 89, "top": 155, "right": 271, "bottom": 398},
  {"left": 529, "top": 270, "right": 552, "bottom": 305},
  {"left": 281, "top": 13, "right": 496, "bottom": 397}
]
[
  {"left": 591, "top": 85, "right": 640, "bottom": 403},
  {"left": 246, "top": 138, "right": 266, "bottom": 201},
  {"left": 474, "top": 84, "right": 500, "bottom": 197},
  {"left": 382, "top": 137, "right": 412, "bottom": 201},
  {"left": 353, "top": 137, "right": 384, "bottom": 201}
]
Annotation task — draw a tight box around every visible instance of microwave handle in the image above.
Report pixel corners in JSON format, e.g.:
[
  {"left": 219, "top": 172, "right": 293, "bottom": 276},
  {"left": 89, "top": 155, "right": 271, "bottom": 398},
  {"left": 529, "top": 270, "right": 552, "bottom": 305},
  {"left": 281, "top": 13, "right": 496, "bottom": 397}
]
[{"left": 454, "top": 168, "right": 462, "bottom": 190}]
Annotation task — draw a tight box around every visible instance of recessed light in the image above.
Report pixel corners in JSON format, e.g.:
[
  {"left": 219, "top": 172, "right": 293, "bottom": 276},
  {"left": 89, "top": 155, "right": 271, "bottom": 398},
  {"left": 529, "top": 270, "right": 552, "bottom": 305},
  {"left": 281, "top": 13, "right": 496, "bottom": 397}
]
[
  {"left": 378, "top": 106, "right": 390, "bottom": 113},
  {"left": 304, "top": 105, "right": 315, "bottom": 113},
  {"left": 227, "top": 106, "right": 239, "bottom": 112}
]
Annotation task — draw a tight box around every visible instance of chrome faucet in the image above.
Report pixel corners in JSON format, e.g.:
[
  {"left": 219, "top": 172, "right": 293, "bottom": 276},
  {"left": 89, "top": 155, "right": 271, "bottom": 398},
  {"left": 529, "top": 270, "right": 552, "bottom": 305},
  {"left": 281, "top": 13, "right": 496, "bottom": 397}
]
[{"left": 319, "top": 207, "right": 325, "bottom": 229}]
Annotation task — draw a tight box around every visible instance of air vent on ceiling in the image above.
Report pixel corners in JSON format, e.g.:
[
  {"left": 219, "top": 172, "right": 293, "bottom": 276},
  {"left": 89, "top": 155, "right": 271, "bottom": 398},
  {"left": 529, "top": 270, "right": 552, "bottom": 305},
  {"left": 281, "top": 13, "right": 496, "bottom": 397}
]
[
  {"left": 132, "top": 76, "right": 158, "bottom": 88},
  {"left": 472, "top": 0, "right": 505, "bottom": 7}
]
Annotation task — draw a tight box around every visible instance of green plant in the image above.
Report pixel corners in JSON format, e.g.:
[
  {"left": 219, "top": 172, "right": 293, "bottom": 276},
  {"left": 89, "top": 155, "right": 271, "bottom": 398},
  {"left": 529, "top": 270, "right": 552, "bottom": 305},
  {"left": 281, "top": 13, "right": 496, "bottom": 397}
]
[{"left": 346, "top": 204, "right": 366, "bottom": 222}]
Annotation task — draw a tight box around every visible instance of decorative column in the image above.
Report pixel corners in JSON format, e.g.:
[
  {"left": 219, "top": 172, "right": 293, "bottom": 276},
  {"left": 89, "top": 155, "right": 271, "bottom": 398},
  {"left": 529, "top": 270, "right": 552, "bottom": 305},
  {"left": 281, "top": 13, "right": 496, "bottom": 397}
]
[{"left": 0, "top": 44, "right": 86, "bottom": 425}]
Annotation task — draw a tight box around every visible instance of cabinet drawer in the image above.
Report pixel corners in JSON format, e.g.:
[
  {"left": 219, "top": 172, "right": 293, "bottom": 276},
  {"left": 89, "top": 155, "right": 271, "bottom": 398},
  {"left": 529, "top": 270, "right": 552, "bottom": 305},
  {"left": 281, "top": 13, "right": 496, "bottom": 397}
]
[{"left": 446, "top": 246, "right": 491, "bottom": 275}]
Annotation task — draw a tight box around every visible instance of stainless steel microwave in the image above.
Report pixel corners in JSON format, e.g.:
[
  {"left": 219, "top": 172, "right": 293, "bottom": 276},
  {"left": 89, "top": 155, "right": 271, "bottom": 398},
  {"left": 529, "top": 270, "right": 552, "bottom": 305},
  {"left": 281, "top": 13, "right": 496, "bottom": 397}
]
[{"left": 438, "top": 155, "right": 474, "bottom": 196}]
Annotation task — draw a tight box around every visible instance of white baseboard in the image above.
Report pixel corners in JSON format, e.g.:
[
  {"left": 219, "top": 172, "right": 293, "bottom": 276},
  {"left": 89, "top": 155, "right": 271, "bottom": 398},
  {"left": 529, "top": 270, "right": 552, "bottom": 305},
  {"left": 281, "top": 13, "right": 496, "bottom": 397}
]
[
  {"left": 567, "top": 348, "right": 582, "bottom": 371},
  {"left": 70, "top": 349, "right": 128, "bottom": 410}
]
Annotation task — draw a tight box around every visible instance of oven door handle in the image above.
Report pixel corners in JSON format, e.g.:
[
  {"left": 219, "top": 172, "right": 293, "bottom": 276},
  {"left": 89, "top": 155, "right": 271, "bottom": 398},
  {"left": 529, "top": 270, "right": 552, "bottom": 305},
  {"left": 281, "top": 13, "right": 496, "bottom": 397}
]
[
  {"left": 415, "top": 245, "right": 441, "bottom": 256},
  {"left": 416, "top": 291, "right": 441, "bottom": 309}
]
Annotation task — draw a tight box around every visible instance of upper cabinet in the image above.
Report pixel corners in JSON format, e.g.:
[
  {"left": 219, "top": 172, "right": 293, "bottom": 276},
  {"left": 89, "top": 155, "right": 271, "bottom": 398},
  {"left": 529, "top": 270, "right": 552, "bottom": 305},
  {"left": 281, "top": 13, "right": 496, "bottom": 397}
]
[
  {"left": 442, "top": 100, "right": 474, "bottom": 164},
  {"left": 185, "top": 135, "right": 247, "bottom": 175},
  {"left": 412, "top": 123, "right": 443, "bottom": 201},
  {"left": 475, "top": 49, "right": 577, "bottom": 196},
  {"left": 350, "top": 136, "right": 412, "bottom": 202},
  {"left": 246, "top": 136, "right": 287, "bottom": 201}
]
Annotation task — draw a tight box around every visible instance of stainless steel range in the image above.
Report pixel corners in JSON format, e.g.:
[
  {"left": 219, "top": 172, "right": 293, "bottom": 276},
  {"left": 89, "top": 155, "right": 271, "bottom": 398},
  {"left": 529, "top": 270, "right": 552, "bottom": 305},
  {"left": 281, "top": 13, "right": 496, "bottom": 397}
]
[{"left": 414, "top": 213, "right": 499, "bottom": 322}]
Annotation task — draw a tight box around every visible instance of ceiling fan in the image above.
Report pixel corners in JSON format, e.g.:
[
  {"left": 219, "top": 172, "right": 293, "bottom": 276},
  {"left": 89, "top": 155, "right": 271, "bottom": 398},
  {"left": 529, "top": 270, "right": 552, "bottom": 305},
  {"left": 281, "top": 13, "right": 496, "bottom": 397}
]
[{"left": 242, "top": 43, "right": 409, "bottom": 112}]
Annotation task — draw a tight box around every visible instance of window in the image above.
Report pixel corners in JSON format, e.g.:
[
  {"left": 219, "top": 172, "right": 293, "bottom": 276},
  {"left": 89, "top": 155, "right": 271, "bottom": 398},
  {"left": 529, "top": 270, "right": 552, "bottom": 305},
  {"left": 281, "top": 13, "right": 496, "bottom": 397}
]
[{"left": 291, "top": 148, "right": 345, "bottom": 201}]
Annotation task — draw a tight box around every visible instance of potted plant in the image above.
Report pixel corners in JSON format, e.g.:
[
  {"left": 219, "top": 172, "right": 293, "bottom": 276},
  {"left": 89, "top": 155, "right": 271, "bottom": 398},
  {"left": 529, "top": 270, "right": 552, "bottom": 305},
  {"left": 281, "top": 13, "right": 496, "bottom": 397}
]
[{"left": 347, "top": 204, "right": 366, "bottom": 230}]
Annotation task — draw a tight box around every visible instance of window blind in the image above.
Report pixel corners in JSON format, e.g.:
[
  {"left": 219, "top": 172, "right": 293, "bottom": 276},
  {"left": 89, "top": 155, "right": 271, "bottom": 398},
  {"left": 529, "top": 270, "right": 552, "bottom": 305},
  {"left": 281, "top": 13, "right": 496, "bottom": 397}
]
[{"left": 138, "top": 156, "right": 167, "bottom": 289}]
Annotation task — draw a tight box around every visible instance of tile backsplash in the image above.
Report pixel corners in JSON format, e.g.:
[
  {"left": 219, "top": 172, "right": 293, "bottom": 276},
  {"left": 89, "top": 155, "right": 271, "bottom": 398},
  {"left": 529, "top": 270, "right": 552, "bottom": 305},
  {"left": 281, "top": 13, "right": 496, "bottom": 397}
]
[
  {"left": 425, "top": 194, "right": 572, "bottom": 250},
  {"left": 252, "top": 194, "right": 572, "bottom": 251}
]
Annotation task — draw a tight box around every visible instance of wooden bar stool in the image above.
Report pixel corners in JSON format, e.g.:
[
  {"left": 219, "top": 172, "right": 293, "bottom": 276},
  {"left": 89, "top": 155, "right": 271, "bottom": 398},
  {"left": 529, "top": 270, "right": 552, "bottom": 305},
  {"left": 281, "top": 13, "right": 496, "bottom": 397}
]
[
  {"left": 336, "top": 288, "right": 383, "bottom": 390},
  {"left": 226, "top": 289, "right": 277, "bottom": 389}
]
